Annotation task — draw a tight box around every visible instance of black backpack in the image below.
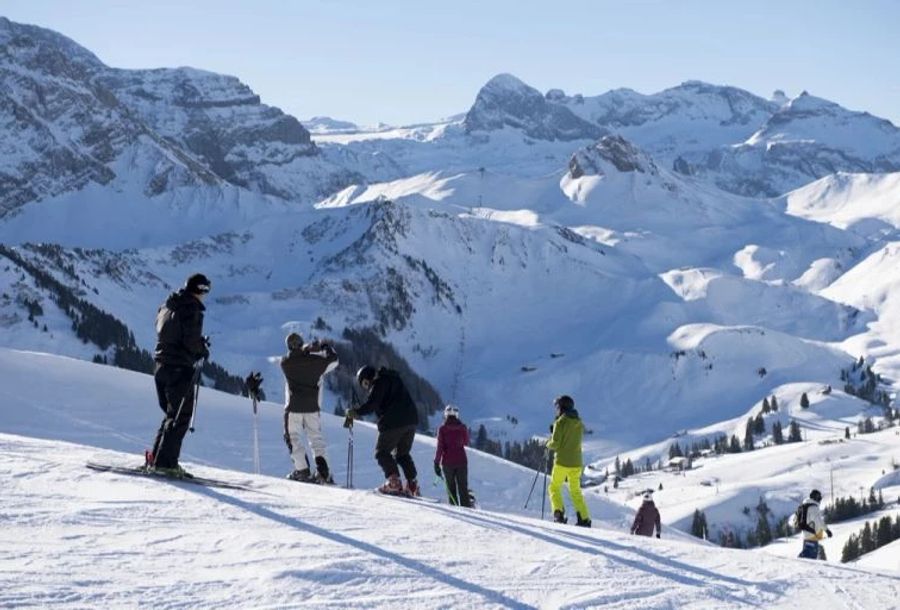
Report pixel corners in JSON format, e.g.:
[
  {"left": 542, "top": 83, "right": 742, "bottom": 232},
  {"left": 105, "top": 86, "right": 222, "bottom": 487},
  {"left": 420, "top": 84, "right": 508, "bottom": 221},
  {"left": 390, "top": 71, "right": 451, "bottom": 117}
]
[{"left": 795, "top": 502, "right": 815, "bottom": 534}]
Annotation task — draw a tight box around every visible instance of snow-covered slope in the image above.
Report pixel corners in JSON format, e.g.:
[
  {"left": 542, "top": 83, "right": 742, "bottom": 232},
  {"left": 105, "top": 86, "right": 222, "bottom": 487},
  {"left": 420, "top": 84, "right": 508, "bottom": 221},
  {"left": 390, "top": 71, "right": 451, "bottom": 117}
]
[
  {"left": 2, "top": 349, "right": 898, "bottom": 609},
  {"left": 784, "top": 171, "right": 900, "bottom": 238},
  {"left": 693, "top": 93, "right": 900, "bottom": 197},
  {"left": 559, "top": 80, "right": 778, "bottom": 159}
]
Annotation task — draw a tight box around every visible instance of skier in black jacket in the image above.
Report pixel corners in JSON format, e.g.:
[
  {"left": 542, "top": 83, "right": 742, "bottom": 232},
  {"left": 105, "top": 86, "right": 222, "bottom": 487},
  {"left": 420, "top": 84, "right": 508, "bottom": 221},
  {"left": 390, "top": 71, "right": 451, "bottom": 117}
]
[
  {"left": 348, "top": 366, "right": 420, "bottom": 496},
  {"left": 281, "top": 333, "right": 339, "bottom": 483},
  {"left": 147, "top": 273, "right": 211, "bottom": 477}
]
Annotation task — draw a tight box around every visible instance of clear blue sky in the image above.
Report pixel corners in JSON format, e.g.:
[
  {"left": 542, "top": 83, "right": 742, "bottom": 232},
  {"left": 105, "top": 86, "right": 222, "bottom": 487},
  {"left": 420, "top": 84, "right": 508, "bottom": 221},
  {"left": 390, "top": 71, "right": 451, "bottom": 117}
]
[{"left": 2, "top": 0, "right": 897, "bottom": 126}]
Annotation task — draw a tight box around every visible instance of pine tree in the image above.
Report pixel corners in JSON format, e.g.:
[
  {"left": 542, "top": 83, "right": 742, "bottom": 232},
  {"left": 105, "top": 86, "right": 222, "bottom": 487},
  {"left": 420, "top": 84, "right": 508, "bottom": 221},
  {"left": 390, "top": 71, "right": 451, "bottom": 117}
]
[
  {"left": 762, "top": 397, "right": 771, "bottom": 414},
  {"left": 788, "top": 420, "right": 802, "bottom": 442},
  {"left": 753, "top": 413, "right": 765, "bottom": 434},
  {"left": 475, "top": 424, "right": 488, "bottom": 450},
  {"left": 772, "top": 421, "right": 784, "bottom": 444},
  {"left": 743, "top": 419, "right": 755, "bottom": 451},
  {"left": 860, "top": 521, "right": 875, "bottom": 554},
  {"left": 690, "top": 509, "right": 708, "bottom": 539},
  {"left": 877, "top": 515, "right": 893, "bottom": 548},
  {"left": 841, "top": 534, "right": 860, "bottom": 562},
  {"left": 728, "top": 435, "right": 742, "bottom": 453},
  {"left": 756, "top": 512, "right": 772, "bottom": 546},
  {"left": 845, "top": 426, "right": 851, "bottom": 440},
  {"left": 800, "top": 392, "right": 810, "bottom": 409},
  {"left": 770, "top": 395, "right": 779, "bottom": 411}
]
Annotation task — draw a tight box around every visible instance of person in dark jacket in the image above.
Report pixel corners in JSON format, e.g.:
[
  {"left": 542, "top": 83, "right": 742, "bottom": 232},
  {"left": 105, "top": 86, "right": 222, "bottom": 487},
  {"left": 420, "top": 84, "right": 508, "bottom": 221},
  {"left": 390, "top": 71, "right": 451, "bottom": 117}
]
[
  {"left": 280, "top": 332, "right": 339, "bottom": 483},
  {"left": 631, "top": 491, "right": 662, "bottom": 537},
  {"left": 148, "top": 273, "right": 211, "bottom": 476},
  {"left": 434, "top": 404, "right": 471, "bottom": 507},
  {"left": 348, "top": 365, "right": 420, "bottom": 496}
]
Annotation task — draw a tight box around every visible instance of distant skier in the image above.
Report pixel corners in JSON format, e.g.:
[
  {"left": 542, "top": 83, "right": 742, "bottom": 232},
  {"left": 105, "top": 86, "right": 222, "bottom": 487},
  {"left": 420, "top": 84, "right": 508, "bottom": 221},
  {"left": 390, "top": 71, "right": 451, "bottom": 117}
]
[
  {"left": 631, "top": 491, "right": 662, "bottom": 537},
  {"left": 434, "top": 404, "right": 471, "bottom": 507},
  {"left": 280, "top": 333, "right": 339, "bottom": 483},
  {"left": 547, "top": 395, "right": 591, "bottom": 527},
  {"left": 348, "top": 365, "right": 420, "bottom": 496},
  {"left": 147, "top": 273, "right": 211, "bottom": 477},
  {"left": 796, "top": 489, "right": 832, "bottom": 559}
]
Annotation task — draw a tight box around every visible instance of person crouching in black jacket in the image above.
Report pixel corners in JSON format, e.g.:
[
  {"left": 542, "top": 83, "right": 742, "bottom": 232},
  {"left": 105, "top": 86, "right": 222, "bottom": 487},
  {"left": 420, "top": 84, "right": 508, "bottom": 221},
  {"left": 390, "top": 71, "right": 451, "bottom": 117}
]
[{"left": 349, "top": 365, "right": 420, "bottom": 496}]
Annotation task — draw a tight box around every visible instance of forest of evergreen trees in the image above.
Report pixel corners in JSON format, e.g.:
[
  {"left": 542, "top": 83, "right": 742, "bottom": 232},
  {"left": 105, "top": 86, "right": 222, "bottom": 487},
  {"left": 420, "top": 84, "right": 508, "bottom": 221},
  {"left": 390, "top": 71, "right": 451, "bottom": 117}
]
[
  {"left": 1, "top": 245, "right": 245, "bottom": 394},
  {"left": 841, "top": 513, "right": 900, "bottom": 562}
]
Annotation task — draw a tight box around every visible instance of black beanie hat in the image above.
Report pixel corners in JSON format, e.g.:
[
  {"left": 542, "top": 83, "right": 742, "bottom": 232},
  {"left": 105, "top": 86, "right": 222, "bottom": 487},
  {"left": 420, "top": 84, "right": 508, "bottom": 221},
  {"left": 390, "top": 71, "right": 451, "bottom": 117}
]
[{"left": 185, "top": 273, "right": 211, "bottom": 295}]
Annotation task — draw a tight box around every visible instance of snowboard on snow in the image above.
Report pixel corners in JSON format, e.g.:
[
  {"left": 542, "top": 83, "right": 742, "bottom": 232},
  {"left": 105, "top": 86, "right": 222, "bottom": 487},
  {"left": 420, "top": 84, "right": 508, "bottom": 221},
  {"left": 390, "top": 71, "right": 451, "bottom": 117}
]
[{"left": 85, "top": 462, "right": 254, "bottom": 491}]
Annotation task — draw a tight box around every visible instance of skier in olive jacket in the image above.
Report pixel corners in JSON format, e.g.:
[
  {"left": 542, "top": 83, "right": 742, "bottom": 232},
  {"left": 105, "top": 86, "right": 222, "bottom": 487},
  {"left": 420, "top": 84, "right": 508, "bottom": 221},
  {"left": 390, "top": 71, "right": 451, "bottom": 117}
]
[
  {"left": 434, "top": 404, "right": 471, "bottom": 507},
  {"left": 148, "top": 273, "right": 211, "bottom": 476},
  {"left": 547, "top": 395, "right": 591, "bottom": 527},
  {"left": 349, "top": 365, "right": 420, "bottom": 496},
  {"left": 280, "top": 332, "right": 339, "bottom": 483},
  {"left": 631, "top": 491, "right": 662, "bottom": 537}
]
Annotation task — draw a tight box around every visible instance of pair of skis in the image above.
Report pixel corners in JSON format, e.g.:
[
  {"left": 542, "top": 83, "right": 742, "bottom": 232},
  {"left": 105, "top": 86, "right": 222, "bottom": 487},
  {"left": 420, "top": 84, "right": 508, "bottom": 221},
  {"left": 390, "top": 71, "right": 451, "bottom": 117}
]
[{"left": 85, "top": 462, "right": 254, "bottom": 491}]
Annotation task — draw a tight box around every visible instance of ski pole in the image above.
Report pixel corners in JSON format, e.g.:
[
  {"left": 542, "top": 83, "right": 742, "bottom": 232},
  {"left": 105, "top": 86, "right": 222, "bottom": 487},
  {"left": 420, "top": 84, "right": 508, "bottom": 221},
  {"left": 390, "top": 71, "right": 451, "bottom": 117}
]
[
  {"left": 251, "top": 395, "right": 260, "bottom": 474},
  {"left": 152, "top": 361, "right": 202, "bottom": 467},
  {"left": 245, "top": 372, "right": 263, "bottom": 475},
  {"left": 541, "top": 449, "right": 549, "bottom": 521},
  {"left": 187, "top": 360, "right": 204, "bottom": 433},
  {"left": 345, "top": 419, "right": 354, "bottom": 488},
  {"left": 345, "top": 388, "right": 360, "bottom": 489},
  {"left": 524, "top": 464, "right": 541, "bottom": 509},
  {"left": 434, "top": 467, "right": 458, "bottom": 505}
]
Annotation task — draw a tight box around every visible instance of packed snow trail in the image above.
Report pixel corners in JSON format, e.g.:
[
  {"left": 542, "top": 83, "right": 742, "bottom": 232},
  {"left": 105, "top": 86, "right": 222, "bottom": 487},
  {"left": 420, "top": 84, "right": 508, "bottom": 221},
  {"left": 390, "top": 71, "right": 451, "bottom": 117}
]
[{"left": 3, "top": 433, "right": 898, "bottom": 610}]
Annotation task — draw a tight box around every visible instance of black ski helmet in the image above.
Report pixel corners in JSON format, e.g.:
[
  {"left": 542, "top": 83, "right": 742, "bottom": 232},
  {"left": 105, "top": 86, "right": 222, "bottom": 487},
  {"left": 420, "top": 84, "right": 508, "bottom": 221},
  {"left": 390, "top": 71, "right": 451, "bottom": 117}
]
[
  {"left": 810, "top": 489, "right": 823, "bottom": 503},
  {"left": 285, "top": 332, "right": 303, "bottom": 351},
  {"left": 554, "top": 395, "right": 575, "bottom": 411},
  {"left": 356, "top": 365, "right": 376, "bottom": 386},
  {"left": 185, "top": 273, "right": 211, "bottom": 295}
]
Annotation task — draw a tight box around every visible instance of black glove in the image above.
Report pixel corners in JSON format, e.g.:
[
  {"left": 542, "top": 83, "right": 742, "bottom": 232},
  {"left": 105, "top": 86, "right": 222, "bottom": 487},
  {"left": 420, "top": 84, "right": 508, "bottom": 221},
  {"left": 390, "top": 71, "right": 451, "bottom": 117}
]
[
  {"left": 343, "top": 408, "right": 357, "bottom": 429},
  {"left": 434, "top": 462, "right": 442, "bottom": 478},
  {"left": 826, "top": 529, "right": 833, "bottom": 538},
  {"left": 245, "top": 372, "right": 263, "bottom": 398},
  {"left": 283, "top": 432, "right": 293, "bottom": 453}
]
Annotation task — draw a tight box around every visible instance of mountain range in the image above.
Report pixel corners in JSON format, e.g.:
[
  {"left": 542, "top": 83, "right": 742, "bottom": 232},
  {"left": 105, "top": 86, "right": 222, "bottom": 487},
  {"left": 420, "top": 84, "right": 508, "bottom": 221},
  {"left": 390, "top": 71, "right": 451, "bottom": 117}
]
[{"left": 1, "top": 15, "right": 898, "bottom": 463}]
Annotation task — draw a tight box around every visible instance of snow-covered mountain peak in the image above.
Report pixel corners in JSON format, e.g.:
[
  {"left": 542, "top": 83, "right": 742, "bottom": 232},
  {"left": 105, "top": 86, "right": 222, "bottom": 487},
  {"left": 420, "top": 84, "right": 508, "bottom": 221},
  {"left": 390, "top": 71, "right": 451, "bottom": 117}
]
[
  {"left": 463, "top": 73, "right": 605, "bottom": 141},
  {"left": 0, "top": 16, "right": 103, "bottom": 77},
  {"left": 568, "top": 135, "right": 658, "bottom": 178}
]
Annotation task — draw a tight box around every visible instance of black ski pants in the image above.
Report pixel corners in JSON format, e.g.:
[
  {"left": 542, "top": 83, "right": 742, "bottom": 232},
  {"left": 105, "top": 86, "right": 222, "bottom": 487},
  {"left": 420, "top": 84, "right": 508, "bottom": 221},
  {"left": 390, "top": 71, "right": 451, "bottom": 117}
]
[
  {"left": 374, "top": 424, "right": 417, "bottom": 481},
  {"left": 441, "top": 464, "right": 471, "bottom": 507},
  {"left": 151, "top": 362, "right": 197, "bottom": 468}
]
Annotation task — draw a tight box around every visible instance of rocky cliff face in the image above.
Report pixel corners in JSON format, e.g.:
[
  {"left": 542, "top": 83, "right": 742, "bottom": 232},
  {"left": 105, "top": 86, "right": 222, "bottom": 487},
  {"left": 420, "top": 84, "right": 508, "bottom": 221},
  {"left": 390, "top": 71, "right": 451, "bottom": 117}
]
[
  {"left": 463, "top": 73, "right": 606, "bottom": 141},
  {"left": 0, "top": 18, "right": 364, "bottom": 217}
]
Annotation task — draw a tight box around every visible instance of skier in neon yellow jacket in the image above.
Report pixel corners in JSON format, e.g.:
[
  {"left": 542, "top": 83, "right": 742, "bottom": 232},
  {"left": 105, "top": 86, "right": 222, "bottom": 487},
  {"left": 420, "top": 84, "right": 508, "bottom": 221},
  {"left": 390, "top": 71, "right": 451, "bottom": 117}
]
[{"left": 546, "top": 395, "right": 591, "bottom": 527}]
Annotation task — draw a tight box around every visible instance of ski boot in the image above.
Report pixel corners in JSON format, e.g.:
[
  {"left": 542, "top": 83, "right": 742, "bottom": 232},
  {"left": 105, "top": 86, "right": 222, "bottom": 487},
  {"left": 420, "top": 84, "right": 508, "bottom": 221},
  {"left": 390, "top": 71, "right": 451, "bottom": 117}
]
[
  {"left": 287, "top": 468, "right": 312, "bottom": 482},
  {"left": 377, "top": 474, "right": 403, "bottom": 495},
  {"left": 154, "top": 464, "right": 194, "bottom": 479},
  {"left": 405, "top": 478, "right": 420, "bottom": 497},
  {"left": 576, "top": 514, "right": 592, "bottom": 528},
  {"left": 553, "top": 510, "right": 568, "bottom": 524},
  {"left": 314, "top": 457, "right": 335, "bottom": 485}
]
